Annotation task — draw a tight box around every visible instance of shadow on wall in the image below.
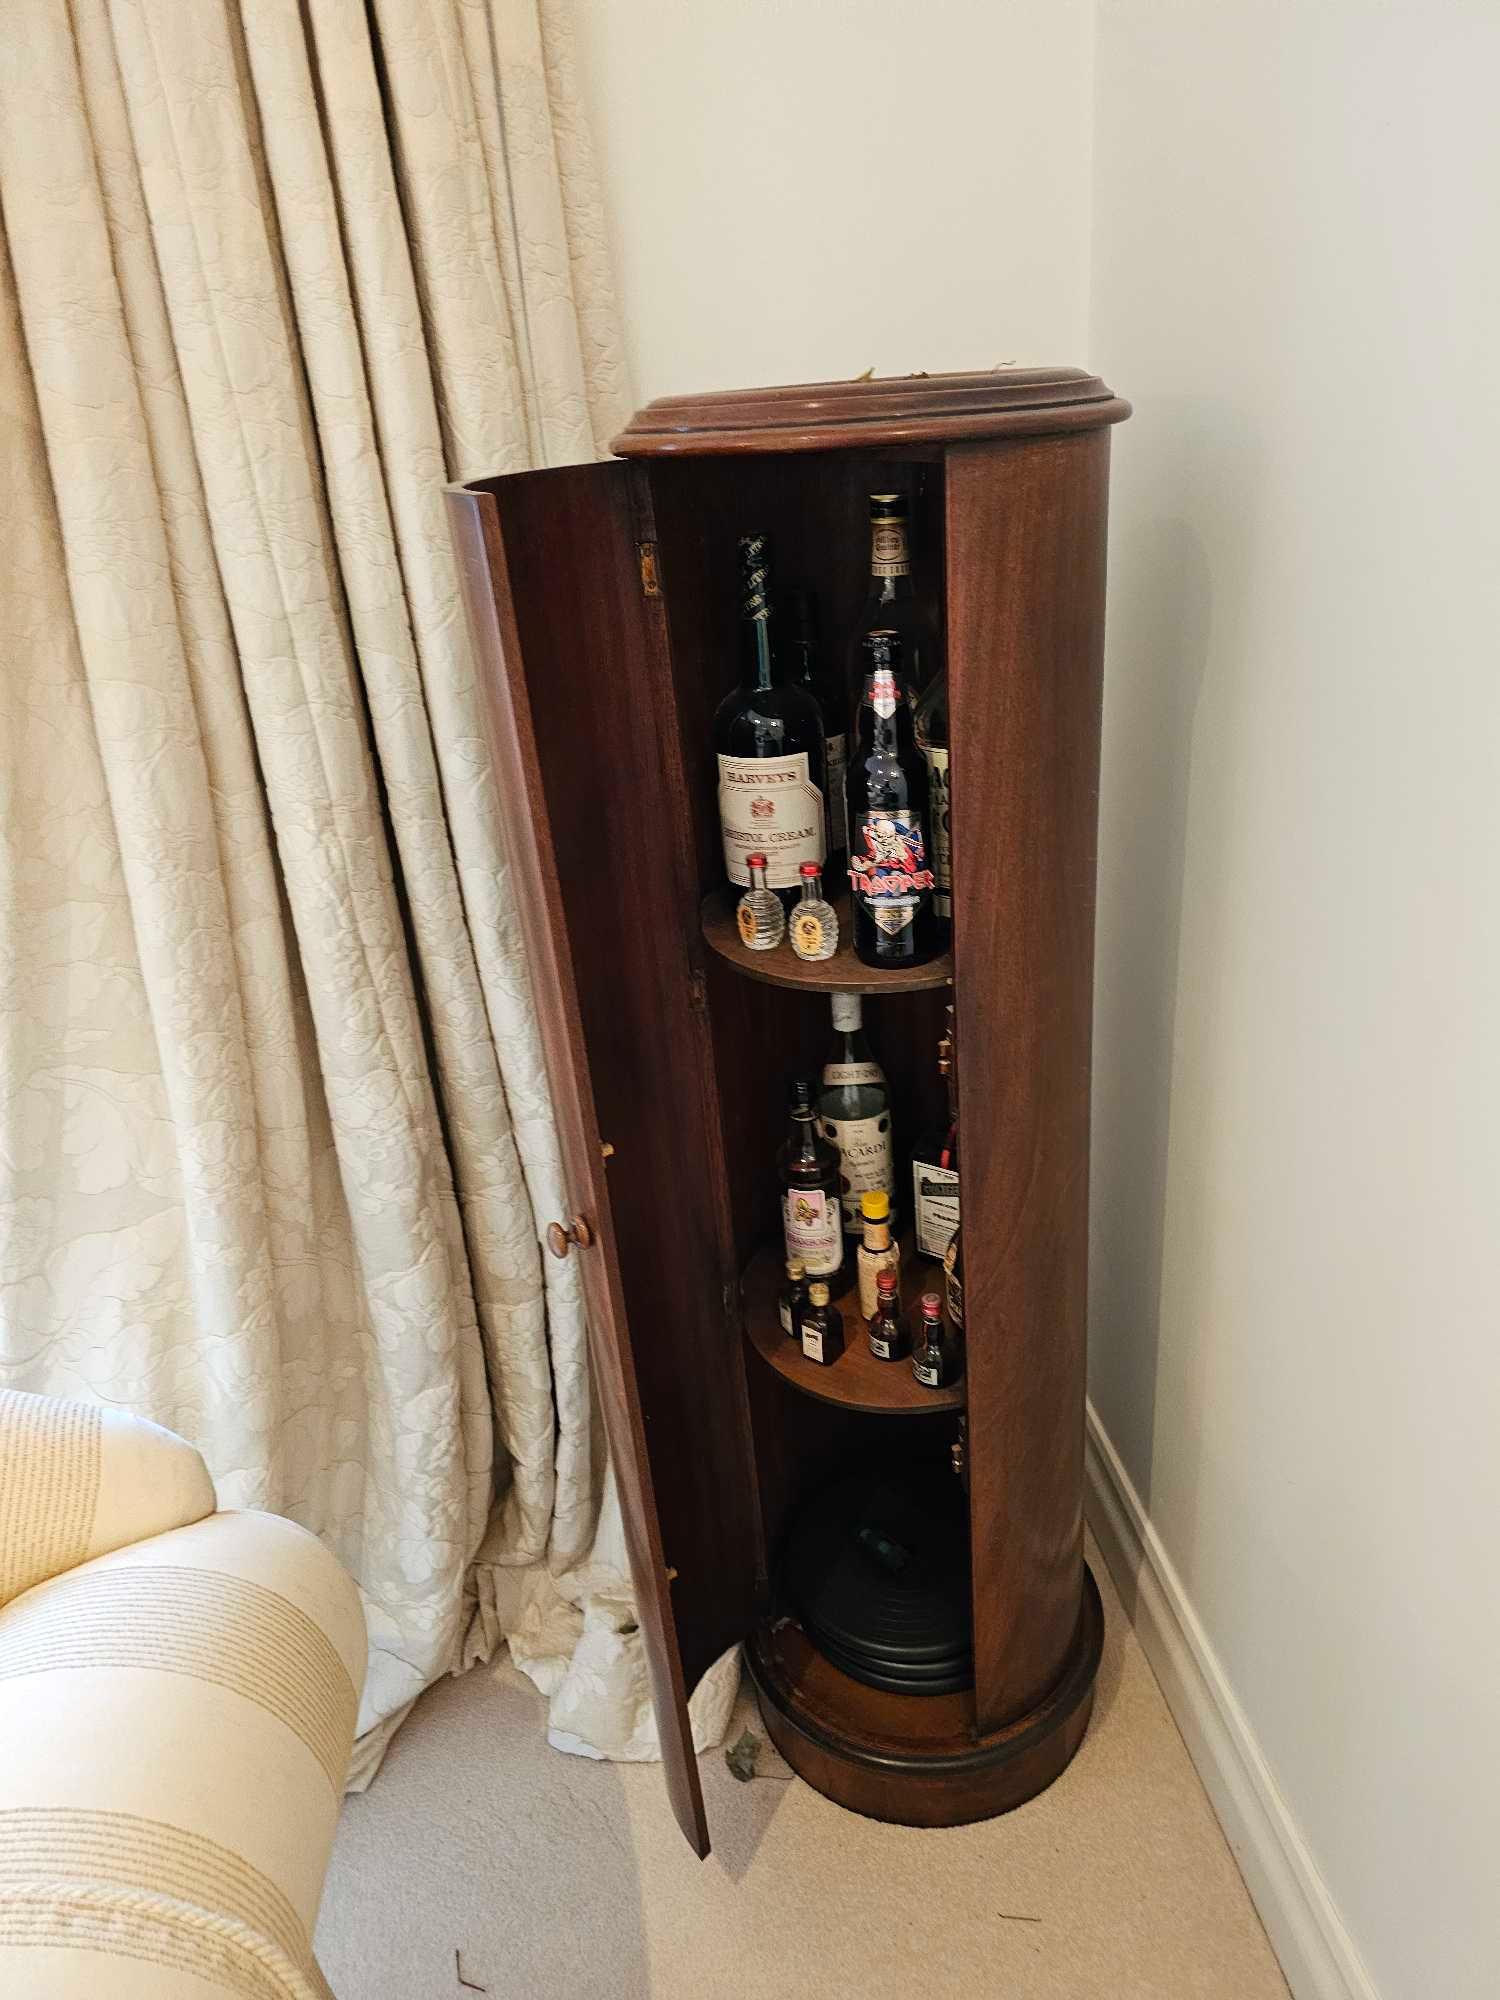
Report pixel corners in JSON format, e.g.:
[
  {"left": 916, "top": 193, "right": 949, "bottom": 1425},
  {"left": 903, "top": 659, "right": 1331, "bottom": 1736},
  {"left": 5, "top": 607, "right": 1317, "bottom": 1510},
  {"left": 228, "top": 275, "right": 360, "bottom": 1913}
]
[{"left": 1089, "top": 490, "right": 1215, "bottom": 1546}]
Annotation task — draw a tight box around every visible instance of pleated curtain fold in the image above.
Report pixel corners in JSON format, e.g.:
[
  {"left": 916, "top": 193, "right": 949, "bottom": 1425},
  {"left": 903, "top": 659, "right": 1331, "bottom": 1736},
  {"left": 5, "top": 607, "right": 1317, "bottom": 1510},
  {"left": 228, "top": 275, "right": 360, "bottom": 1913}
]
[{"left": 0, "top": 0, "right": 729, "bottom": 1778}]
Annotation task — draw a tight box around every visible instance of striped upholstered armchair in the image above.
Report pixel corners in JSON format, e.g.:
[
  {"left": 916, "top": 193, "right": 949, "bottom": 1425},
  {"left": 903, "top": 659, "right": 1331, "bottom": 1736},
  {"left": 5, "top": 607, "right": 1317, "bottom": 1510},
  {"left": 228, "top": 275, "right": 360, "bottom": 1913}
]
[{"left": 0, "top": 1389, "right": 365, "bottom": 1998}]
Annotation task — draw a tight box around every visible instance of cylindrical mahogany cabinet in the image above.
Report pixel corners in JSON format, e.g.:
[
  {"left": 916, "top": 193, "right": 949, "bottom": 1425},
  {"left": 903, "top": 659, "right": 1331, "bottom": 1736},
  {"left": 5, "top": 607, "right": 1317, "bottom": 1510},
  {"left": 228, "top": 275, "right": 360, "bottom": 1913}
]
[{"left": 447, "top": 369, "right": 1129, "bottom": 1855}]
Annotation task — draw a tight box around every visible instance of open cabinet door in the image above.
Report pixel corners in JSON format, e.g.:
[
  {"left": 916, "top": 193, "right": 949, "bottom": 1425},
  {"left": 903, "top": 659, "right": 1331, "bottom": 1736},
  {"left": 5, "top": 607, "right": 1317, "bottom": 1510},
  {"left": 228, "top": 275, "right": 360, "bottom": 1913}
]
[{"left": 446, "top": 464, "right": 761, "bottom": 1858}]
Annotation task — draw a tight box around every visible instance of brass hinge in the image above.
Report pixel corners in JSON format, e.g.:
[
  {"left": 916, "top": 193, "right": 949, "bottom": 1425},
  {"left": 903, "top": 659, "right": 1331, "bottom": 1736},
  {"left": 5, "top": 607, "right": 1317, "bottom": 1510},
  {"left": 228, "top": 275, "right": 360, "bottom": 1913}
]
[{"left": 638, "top": 541, "right": 661, "bottom": 597}]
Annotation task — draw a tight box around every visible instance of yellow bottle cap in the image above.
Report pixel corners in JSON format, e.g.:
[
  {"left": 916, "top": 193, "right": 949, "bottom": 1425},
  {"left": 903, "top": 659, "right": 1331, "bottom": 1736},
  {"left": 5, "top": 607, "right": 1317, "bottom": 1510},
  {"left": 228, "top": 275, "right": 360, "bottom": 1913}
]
[
  {"left": 860, "top": 1189, "right": 890, "bottom": 1220},
  {"left": 808, "top": 1282, "right": 830, "bottom": 1306}
]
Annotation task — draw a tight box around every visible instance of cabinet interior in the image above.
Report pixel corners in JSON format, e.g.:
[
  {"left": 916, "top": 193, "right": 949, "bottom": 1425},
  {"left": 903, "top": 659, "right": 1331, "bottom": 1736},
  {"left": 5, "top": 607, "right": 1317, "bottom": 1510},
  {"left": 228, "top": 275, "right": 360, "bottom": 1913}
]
[{"left": 642, "top": 447, "right": 967, "bottom": 1644}]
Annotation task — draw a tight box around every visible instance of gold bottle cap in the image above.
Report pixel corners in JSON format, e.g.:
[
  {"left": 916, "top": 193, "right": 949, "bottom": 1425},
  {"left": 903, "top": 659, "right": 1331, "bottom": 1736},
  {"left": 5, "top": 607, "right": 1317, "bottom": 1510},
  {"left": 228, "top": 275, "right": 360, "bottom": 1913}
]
[
  {"left": 786, "top": 1258, "right": 806, "bottom": 1279},
  {"left": 808, "top": 1282, "right": 831, "bottom": 1306},
  {"left": 860, "top": 1189, "right": 890, "bottom": 1220}
]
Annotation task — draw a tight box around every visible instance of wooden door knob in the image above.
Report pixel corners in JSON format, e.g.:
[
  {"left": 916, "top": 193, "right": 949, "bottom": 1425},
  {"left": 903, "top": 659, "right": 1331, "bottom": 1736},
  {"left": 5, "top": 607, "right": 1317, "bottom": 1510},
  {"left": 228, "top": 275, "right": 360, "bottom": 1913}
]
[{"left": 546, "top": 1216, "right": 594, "bottom": 1258}]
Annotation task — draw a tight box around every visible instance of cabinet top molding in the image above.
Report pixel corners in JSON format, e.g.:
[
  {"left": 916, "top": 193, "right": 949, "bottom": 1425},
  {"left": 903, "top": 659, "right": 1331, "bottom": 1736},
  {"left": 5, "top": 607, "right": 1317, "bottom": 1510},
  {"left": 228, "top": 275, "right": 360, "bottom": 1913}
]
[{"left": 612, "top": 366, "right": 1130, "bottom": 457}]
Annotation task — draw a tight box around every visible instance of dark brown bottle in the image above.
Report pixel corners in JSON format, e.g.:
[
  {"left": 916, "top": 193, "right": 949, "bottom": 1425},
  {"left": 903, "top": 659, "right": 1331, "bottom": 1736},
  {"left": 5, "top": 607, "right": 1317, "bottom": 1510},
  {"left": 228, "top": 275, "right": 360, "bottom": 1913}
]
[
  {"left": 787, "top": 586, "right": 848, "bottom": 881},
  {"left": 846, "top": 630, "right": 940, "bottom": 969},
  {"left": 866, "top": 1268, "right": 908, "bottom": 1362},
  {"left": 912, "top": 1291, "right": 955, "bottom": 1390},
  {"left": 850, "top": 491, "right": 942, "bottom": 695},
  {"left": 800, "top": 1281, "right": 845, "bottom": 1366},
  {"left": 911, "top": 1007, "right": 960, "bottom": 1258},
  {"left": 778, "top": 1079, "right": 846, "bottom": 1287},
  {"left": 778, "top": 1257, "right": 809, "bottom": 1342}
]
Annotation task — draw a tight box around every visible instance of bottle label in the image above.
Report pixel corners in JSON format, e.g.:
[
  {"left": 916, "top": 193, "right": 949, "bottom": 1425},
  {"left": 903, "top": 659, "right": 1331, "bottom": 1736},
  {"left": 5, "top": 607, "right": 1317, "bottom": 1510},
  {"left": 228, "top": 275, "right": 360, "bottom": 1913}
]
[
  {"left": 718, "top": 752, "right": 825, "bottom": 888},
  {"left": 913, "top": 1161, "right": 960, "bottom": 1257},
  {"left": 783, "top": 1187, "right": 842, "bottom": 1275},
  {"left": 822, "top": 1060, "right": 884, "bottom": 1088},
  {"left": 914, "top": 1357, "right": 941, "bottom": 1387},
  {"left": 802, "top": 1324, "right": 825, "bottom": 1363},
  {"left": 858, "top": 1242, "right": 901, "bottom": 1321},
  {"left": 736, "top": 901, "right": 758, "bottom": 946},
  {"left": 870, "top": 668, "right": 899, "bottom": 720},
  {"left": 778, "top": 1297, "right": 793, "bottom": 1335},
  {"left": 869, "top": 1330, "right": 895, "bottom": 1360},
  {"left": 790, "top": 906, "right": 829, "bottom": 958},
  {"left": 850, "top": 811, "right": 935, "bottom": 937},
  {"left": 825, "top": 732, "right": 848, "bottom": 856},
  {"left": 871, "top": 520, "right": 911, "bottom": 579},
  {"left": 821, "top": 1111, "right": 894, "bottom": 1232},
  {"left": 925, "top": 747, "right": 951, "bottom": 919}
]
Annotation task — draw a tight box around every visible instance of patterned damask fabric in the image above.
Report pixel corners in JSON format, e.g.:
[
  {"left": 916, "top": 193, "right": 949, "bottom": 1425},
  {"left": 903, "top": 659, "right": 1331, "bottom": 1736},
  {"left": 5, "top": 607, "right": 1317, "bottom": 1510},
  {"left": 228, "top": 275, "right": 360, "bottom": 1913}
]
[{"left": 0, "top": 0, "right": 730, "bottom": 1777}]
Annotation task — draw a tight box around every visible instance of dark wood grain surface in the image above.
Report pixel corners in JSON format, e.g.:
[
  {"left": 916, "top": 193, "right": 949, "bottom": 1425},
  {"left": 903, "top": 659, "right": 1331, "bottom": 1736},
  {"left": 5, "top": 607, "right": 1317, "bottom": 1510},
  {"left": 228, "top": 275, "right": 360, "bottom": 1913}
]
[
  {"left": 701, "top": 890, "right": 953, "bottom": 994},
  {"left": 946, "top": 429, "right": 1113, "bottom": 1735},
  {"left": 446, "top": 469, "right": 761, "bottom": 1859},
  {"left": 741, "top": 1234, "right": 964, "bottom": 1415},
  {"left": 744, "top": 1567, "right": 1103, "bottom": 1827},
  {"left": 615, "top": 367, "right": 1130, "bottom": 457}
]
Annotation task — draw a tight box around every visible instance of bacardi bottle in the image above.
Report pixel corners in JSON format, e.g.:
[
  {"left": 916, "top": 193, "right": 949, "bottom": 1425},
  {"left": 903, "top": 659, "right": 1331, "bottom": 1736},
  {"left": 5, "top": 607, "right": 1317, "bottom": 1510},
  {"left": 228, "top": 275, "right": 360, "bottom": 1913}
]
[
  {"left": 818, "top": 992, "right": 894, "bottom": 1236},
  {"left": 778, "top": 1079, "right": 846, "bottom": 1287},
  {"left": 846, "top": 631, "right": 940, "bottom": 968},
  {"left": 866, "top": 1268, "right": 907, "bottom": 1361},
  {"left": 713, "top": 535, "right": 826, "bottom": 906},
  {"left": 800, "top": 1281, "right": 844, "bottom": 1366}
]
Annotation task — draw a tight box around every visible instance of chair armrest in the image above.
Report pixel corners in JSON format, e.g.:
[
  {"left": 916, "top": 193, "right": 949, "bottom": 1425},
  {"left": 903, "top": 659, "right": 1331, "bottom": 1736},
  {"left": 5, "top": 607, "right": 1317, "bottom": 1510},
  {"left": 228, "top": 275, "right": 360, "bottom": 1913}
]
[{"left": 0, "top": 1389, "right": 215, "bottom": 1608}]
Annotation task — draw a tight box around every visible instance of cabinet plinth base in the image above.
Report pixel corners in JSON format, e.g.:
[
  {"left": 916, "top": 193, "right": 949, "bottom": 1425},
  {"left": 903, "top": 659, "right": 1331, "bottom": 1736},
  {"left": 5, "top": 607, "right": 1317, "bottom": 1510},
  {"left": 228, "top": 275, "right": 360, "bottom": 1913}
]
[{"left": 744, "top": 1564, "right": 1103, "bottom": 1829}]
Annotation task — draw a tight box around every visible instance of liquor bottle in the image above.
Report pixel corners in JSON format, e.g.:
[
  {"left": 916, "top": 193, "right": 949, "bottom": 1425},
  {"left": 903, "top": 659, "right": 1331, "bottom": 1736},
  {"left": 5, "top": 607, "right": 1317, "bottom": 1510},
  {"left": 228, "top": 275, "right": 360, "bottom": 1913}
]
[
  {"left": 778, "top": 1078, "right": 846, "bottom": 1286},
  {"left": 943, "top": 1224, "right": 963, "bottom": 1356},
  {"left": 851, "top": 492, "right": 942, "bottom": 696},
  {"left": 779, "top": 1257, "right": 809, "bottom": 1341},
  {"left": 818, "top": 992, "right": 894, "bottom": 1238},
  {"left": 846, "top": 630, "right": 940, "bottom": 968},
  {"left": 788, "top": 861, "right": 839, "bottom": 961},
  {"left": 913, "top": 665, "right": 951, "bottom": 932},
  {"left": 856, "top": 1189, "right": 901, "bottom": 1322},
  {"left": 912, "top": 1292, "right": 953, "bottom": 1390},
  {"left": 787, "top": 586, "right": 848, "bottom": 879},
  {"left": 800, "top": 1282, "right": 845, "bottom": 1366},
  {"left": 866, "top": 1268, "right": 907, "bottom": 1361},
  {"left": 713, "top": 535, "right": 827, "bottom": 906},
  {"left": 911, "top": 1008, "right": 959, "bottom": 1259},
  {"left": 735, "top": 853, "right": 786, "bottom": 951}
]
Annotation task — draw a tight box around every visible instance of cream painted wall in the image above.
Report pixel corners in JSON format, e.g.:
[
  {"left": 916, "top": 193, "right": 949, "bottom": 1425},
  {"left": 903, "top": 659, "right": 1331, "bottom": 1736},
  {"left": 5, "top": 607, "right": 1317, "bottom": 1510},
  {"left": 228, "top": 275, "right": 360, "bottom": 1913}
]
[
  {"left": 574, "top": 3, "right": 1497, "bottom": 1992},
  {"left": 1088, "top": 5, "right": 1500, "bottom": 1997},
  {"left": 568, "top": 0, "right": 1093, "bottom": 403}
]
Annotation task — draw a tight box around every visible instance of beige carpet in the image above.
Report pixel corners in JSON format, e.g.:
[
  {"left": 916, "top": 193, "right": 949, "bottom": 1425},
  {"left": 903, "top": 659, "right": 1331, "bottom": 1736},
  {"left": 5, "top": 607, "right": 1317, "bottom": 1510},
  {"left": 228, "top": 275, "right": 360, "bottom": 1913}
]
[{"left": 316, "top": 1535, "right": 1289, "bottom": 1999}]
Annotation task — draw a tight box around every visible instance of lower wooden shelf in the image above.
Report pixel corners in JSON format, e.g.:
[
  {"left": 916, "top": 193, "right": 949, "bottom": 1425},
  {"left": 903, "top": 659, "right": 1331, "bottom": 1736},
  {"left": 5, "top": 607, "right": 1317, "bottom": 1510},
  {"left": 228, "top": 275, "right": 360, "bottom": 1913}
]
[
  {"left": 744, "top": 1565, "right": 1104, "bottom": 1829},
  {"left": 741, "top": 1235, "right": 963, "bottom": 1415}
]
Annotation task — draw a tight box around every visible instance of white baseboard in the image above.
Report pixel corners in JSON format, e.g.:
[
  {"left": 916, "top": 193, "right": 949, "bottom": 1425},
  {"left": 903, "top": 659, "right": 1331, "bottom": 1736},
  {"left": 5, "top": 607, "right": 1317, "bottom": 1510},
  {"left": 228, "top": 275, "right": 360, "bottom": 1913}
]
[{"left": 1083, "top": 1401, "right": 1379, "bottom": 2000}]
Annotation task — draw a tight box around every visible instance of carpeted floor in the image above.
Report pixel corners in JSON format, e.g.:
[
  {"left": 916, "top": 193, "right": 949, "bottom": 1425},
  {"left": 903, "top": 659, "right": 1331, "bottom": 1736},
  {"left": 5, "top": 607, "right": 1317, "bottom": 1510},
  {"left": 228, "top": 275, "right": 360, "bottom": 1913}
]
[{"left": 316, "top": 1535, "right": 1289, "bottom": 2000}]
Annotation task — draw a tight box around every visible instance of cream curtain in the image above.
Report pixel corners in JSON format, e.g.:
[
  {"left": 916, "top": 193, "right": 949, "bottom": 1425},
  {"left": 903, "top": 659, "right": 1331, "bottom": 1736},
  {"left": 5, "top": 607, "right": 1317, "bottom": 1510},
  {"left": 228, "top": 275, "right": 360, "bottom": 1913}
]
[{"left": 0, "top": 0, "right": 733, "bottom": 1779}]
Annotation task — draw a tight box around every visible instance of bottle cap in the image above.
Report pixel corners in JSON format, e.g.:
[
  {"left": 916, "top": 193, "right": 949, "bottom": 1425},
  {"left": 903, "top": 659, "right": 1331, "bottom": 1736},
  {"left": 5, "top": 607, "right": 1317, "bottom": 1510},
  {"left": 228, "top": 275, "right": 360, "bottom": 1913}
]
[
  {"left": 830, "top": 992, "right": 862, "bottom": 1032},
  {"left": 808, "top": 1282, "right": 830, "bottom": 1306},
  {"left": 876, "top": 1269, "right": 899, "bottom": 1294},
  {"left": 786, "top": 1258, "right": 806, "bottom": 1279},
  {"left": 869, "top": 493, "right": 906, "bottom": 514},
  {"left": 921, "top": 1292, "right": 942, "bottom": 1320},
  {"left": 788, "top": 1077, "right": 815, "bottom": 1110},
  {"left": 746, "top": 852, "right": 768, "bottom": 870},
  {"left": 799, "top": 861, "right": 821, "bottom": 879},
  {"left": 860, "top": 1189, "right": 890, "bottom": 1220}
]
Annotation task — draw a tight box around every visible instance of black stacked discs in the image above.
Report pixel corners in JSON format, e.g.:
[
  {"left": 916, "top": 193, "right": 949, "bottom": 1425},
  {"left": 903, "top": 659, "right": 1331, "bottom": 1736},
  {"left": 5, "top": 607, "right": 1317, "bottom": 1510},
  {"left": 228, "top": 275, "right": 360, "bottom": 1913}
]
[{"left": 782, "top": 1469, "right": 973, "bottom": 1696}]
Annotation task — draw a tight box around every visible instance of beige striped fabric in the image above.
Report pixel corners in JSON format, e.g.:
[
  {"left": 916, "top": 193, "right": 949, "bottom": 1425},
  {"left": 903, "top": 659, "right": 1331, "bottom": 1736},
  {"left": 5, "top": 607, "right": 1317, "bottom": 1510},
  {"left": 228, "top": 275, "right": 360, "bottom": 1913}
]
[
  {"left": 0, "top": 1391, "right": 101, "bottom": 1605},
  {"left": 0, "top": 1400, "right": 365, "bottom": 1997}
]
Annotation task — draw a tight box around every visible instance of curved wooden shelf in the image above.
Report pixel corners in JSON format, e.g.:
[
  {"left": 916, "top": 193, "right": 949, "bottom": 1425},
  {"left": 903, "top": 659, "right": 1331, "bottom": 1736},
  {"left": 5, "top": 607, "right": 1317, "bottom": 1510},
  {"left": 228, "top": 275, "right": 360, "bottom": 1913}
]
[
  {"left": 744, "top": 1567, "right": 1103, "bottom": 1827},
  {"left": 701, "top": 891, "right": 952, "bottom": 995},
  {"left": 742, "top": 1236, "right": 963, "bottom": 1416}
]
